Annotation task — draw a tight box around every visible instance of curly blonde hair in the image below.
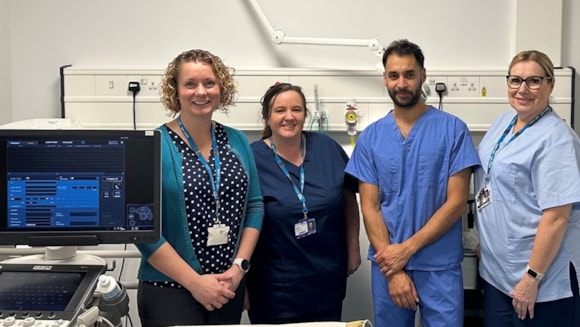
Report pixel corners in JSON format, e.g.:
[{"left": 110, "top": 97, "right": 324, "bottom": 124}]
[{"left": 160, "top": 49, "right": 236, "bottom": 115}]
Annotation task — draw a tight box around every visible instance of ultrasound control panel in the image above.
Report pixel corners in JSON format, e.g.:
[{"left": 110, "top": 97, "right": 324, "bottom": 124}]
[{"left": 0, "top": 262, "right": 105, "bottom": 327}]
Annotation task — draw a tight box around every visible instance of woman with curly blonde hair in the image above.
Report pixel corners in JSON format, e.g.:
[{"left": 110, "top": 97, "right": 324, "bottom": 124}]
[{"left": 136, "top": 49, "right": 264, "bottom": 326}]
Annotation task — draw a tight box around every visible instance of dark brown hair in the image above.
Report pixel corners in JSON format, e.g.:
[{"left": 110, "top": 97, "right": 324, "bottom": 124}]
[{"left": 259, "top": 83, "right": 309, "bottom": 138}]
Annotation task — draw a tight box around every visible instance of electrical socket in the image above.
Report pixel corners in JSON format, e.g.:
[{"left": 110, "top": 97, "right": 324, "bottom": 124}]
[
  {"left": 128, "top": 75, "right": 162, "bottom": 96},
  {"left": 447, "top": 76, "right": 480, "bottom": 97},
  {"left": 424, "top": 77, "right": 448, "bottom": 103}
]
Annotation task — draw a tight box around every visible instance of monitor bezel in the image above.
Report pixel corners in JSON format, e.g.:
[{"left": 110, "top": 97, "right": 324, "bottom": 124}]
[{"left": 0, "top": 129, "right": 161, "bottom": 246}]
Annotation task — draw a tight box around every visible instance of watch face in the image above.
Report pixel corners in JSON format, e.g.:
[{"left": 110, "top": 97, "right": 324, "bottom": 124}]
[
  {"left": 240, "top": 259, "right": 250, "bottom": 271},
  {"left": 235, "top": 258, "right": 250, "bottom": 272}
]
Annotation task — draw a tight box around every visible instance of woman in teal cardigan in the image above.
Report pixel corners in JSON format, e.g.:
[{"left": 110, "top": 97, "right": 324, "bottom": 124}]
[{"left": 136, "top": 49, "right": 263, "bottom": 327}]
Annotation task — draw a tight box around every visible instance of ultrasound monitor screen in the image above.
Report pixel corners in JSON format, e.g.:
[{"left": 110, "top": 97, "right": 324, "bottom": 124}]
[
  {"left": 0, "top": 262, "right": 105, "bottom": 319},
  {"left": 0, "top": 129, "right": 161, "bottom": 246},
  {"left": 0, "top": 271, "right": 83, "bottom": 311}
]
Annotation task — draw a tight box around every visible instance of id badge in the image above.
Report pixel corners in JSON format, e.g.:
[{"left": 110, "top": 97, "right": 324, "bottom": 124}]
[
  {"left": 207, "top": 224, "right": 230, "bottom": 246},
  {"left": 475, "top": 184, "right": 492, "bottom": 211},
  {"left": 294, "top": 218, "right": 316, "bottom": 239},
  {"left": 295, "top": 219, "right": 309, "bottom": 238}
]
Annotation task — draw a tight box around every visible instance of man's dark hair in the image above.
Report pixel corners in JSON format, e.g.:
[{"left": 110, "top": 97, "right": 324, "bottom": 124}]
[{"left": 382, "top": 39, "right": 425, "bottom": 69}]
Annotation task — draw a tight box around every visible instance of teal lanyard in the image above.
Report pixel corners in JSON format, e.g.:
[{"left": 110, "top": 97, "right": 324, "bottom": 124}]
[
  {"left": 485, "top": 106, "right": 551, "bottom": 182},
  {"left": 270, "top": 136, "right": 308, "bottom": 219},
  {"left": 177, "top": 116, "right": 221, "bottom": 222}
]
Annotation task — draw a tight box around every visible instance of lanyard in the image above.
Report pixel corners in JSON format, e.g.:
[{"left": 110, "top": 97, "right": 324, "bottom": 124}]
[
  {"left": 270, "top": 136, "right": 308, "bottom": 218},
  {"left": 485, "top": 106, "right": 551, "bottom": 181},
  {"left": 177, "top": 116, "right": 221, "bottom": 222}
]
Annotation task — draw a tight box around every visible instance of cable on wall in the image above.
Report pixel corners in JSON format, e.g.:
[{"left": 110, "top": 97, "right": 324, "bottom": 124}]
[{"left": 128, "top": 81, "right": 140, "bottom": 130}]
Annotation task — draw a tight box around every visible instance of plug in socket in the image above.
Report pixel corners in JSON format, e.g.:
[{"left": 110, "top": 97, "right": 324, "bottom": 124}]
[{"left": 128, "top": 81, "right": 141, "bottom": 95}]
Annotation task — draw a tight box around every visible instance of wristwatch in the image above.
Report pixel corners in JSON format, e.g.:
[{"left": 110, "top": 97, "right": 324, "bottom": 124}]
[
  {"left": 234, "top": 258, "right": 250, "bottom": 273},
  {"left": 525, "top": 264, "right": 544, "bottom": 281}
]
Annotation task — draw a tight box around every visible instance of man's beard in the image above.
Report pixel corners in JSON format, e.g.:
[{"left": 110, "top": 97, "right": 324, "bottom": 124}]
[{"left": 388, "top": 87, "right": 421, "bottom": 108}]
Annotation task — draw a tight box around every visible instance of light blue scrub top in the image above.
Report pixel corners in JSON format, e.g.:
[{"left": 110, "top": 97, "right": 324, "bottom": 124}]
[
  {"left": 346, "top": 106, "right": 480, "bottom": 270},
  {"left": 474, "top": 109, "right": 580, "bottom": 302}
]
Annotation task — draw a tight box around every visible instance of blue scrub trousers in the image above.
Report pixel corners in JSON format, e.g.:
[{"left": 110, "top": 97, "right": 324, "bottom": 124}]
[{"left": 371, "top": 262, "right": 463, "bottom": 327}]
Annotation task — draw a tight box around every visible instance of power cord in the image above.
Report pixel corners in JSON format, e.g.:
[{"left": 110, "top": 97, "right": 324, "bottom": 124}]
[
  {"left": 128, "top": 82, "right": 141, "bottom": 130},
  {"left": 126, "top": 313, "right": 134, "bottom": 327},
  {"left": 117, "top": 243, "right": 127, "bottom": 282},
  {"left": 435, "top": 82, "right": 447, "bottom": 110}
]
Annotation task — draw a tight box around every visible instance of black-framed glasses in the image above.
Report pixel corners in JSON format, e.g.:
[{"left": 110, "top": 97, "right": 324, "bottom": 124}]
[{"left": 506, "top": 75, "right": 552, "bottom": 90}]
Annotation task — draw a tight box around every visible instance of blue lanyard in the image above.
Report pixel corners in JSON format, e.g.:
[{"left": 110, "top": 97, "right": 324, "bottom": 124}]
[
  {"left": 485, "top": 106, "right": 551, "bottom": 181},
  {"left": 270, "top": 136, "right": 308, "bottom": 218},
  {"left": 177, "top": 116, "right": 221, "bottom": 221}
]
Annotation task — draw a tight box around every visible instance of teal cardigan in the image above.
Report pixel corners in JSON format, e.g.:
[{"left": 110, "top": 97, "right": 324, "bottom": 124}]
[{"left": 136, "top": 123, "right": 264, "bottom": 281}]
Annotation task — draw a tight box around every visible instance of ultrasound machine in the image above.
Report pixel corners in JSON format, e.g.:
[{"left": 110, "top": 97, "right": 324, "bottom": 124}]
[{"left": 0, "top": 129, "right": 161, "bottom": 327}]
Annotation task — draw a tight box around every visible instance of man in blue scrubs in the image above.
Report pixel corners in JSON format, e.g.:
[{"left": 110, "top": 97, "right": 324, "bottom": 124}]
[{"left": 345, "top": 39, "right": 480, "bottom": 327}]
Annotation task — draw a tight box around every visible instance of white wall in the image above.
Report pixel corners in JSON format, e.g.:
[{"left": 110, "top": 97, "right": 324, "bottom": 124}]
[
  {"left": 0, "top": 0, "right": 12, "bottom": 125},
  {"left": 4, "top": 0, "right": 521, "bottom": 122},
  {"left": 515, "top": 0, "right": 563, "bottom": 64},
  {"left": 562, "top": 0, "right": 580, "bottom": 134},
  {"left": 5, "top": 0, "right": 577, "bottom": 131}
]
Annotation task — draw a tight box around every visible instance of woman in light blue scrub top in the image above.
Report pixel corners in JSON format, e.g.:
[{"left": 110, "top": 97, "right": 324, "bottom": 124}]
[{"left": 474, "top": 50, "right": 580, "bottom": 326}]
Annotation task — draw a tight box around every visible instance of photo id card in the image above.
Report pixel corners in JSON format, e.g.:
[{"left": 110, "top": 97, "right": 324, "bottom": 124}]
[
  {"left": 294, "top": 218, "right": 316, "bottom": 239},
  {"left": 476, "top": 185, "right": 492, "bottom": 211},
  {"left": 207, "top": 224, "right": 230, "bottom": 246}
]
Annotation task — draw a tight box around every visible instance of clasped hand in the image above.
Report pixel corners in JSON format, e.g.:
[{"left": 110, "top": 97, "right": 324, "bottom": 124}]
[
  {"left": 188, "top": 265, "right": 244, "bottom": 311},
  {"left": 386, "top": 271, "right": 419, "bottom": 310},
  {"left": 374, "top": 243, "right": 412, "bottom": 277},
  {"left": 375, "top": 243, "right": 418, "bottom": 310}
]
